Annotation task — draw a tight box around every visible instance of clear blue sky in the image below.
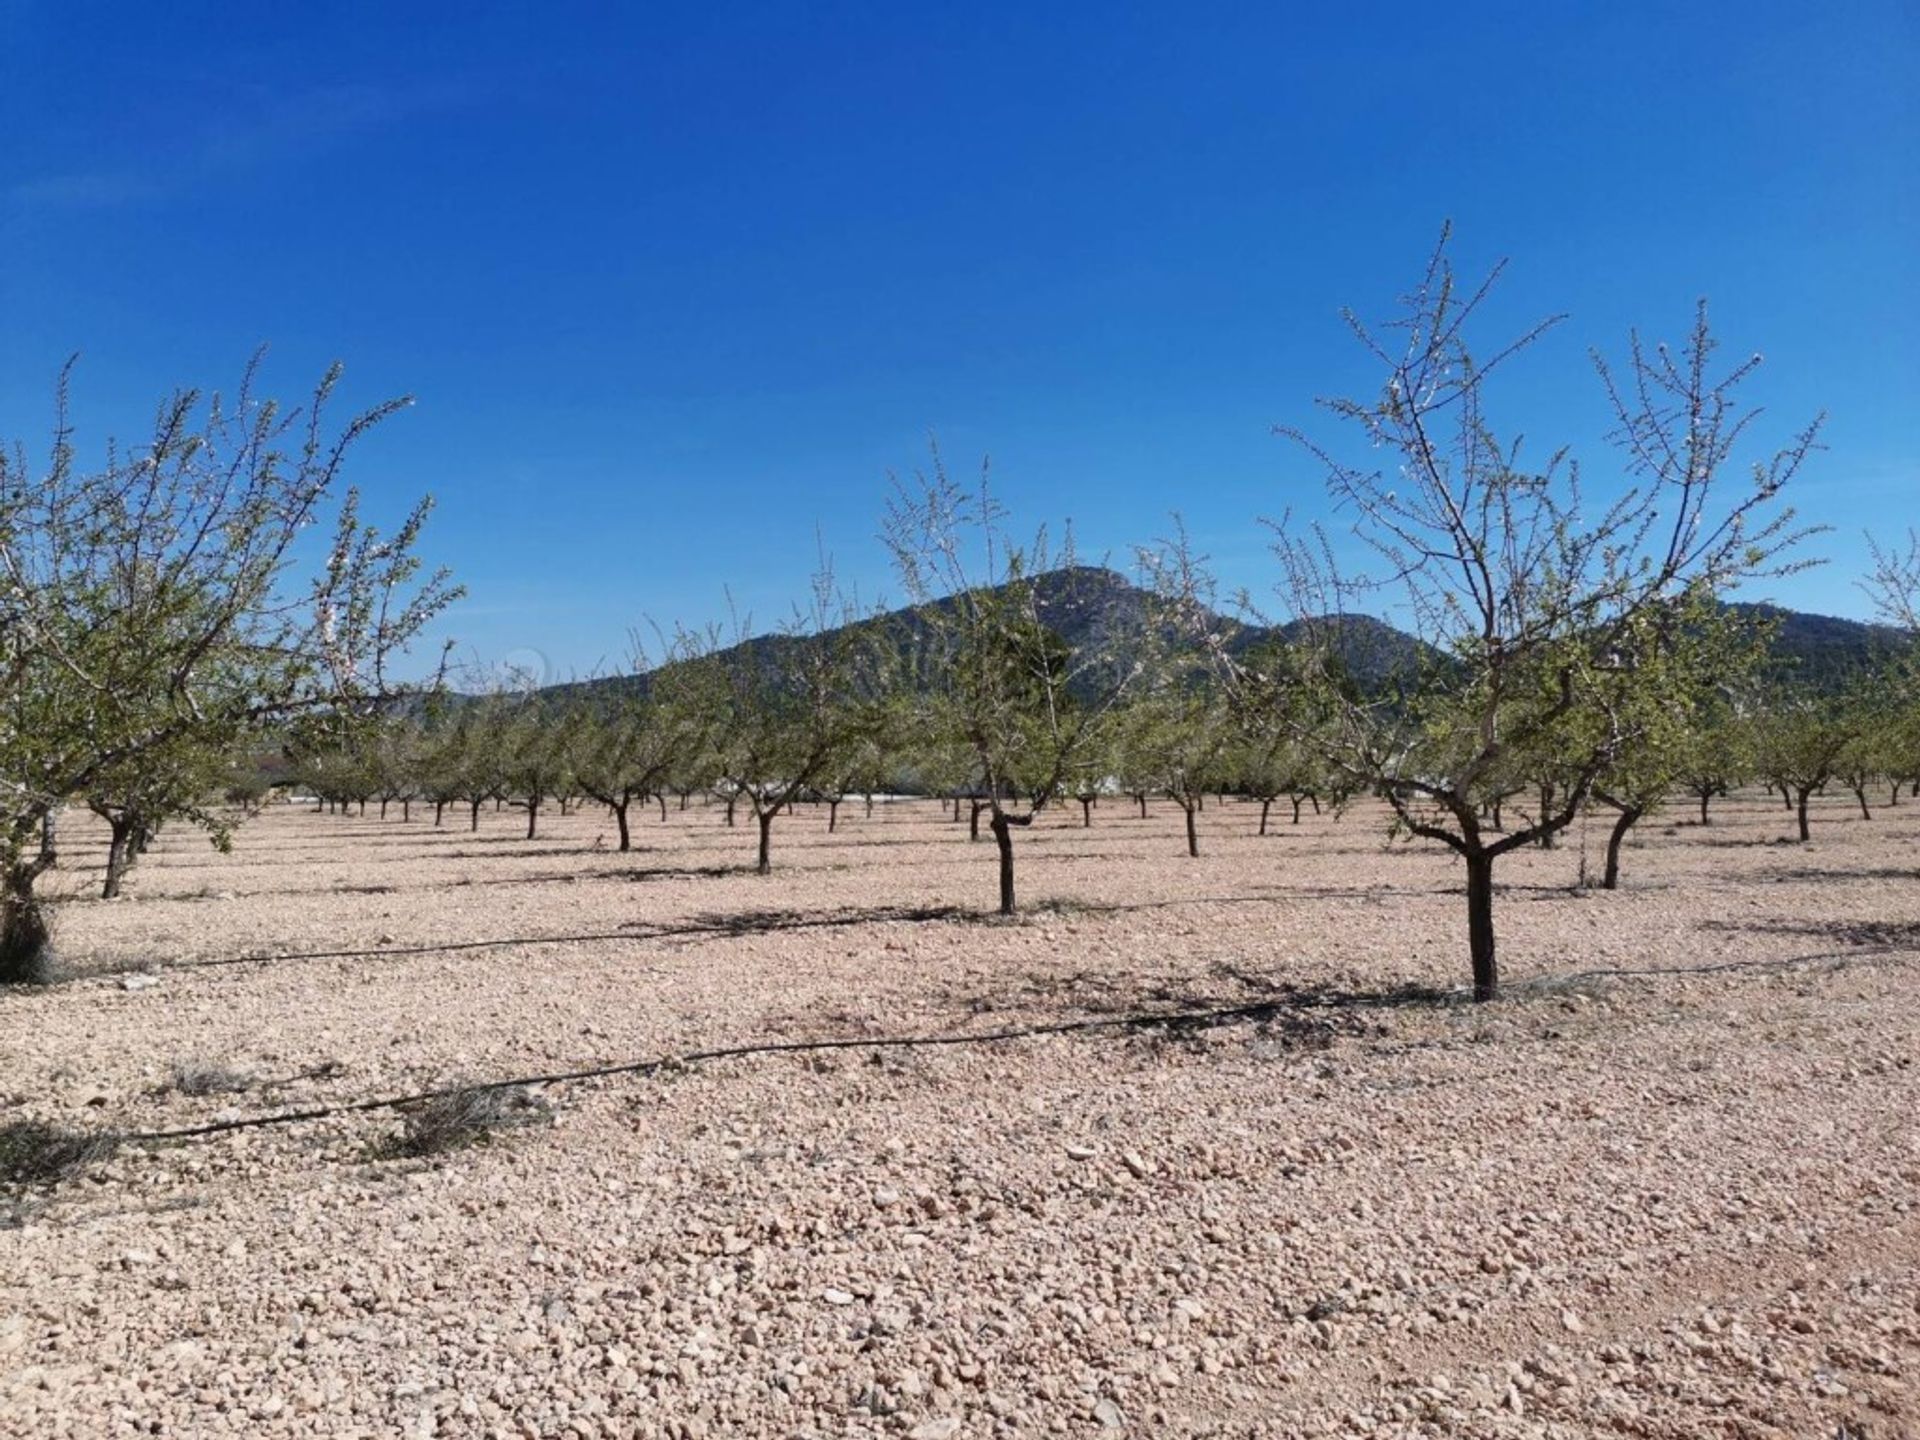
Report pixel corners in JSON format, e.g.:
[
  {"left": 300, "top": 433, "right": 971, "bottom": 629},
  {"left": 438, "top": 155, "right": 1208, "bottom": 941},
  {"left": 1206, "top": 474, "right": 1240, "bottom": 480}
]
[{"left": 3, "top": 2, "right": 1914, "bottom": 681}]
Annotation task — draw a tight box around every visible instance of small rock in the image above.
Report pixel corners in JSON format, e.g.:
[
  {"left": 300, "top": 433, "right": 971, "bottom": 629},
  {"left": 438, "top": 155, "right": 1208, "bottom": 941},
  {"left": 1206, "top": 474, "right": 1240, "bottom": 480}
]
[
  {"left": 1561, "top": 1310, "right": 1584, "bottom": 1334},
  {"left": 1066, "top": 1144, "right": 1099, "bottom": 1161},
  {"left": 118, "top": 974, "right": 161, "bottom": 993},
  {"left": 822, "top": 1288, "right": 856, "bottom": 1306},
  {"left": 1093, "top": 1397, "right": 1126, "bottom": 1428},
  {"left": 908, "top": 1420, "right": 962, "bottom": 1440}
]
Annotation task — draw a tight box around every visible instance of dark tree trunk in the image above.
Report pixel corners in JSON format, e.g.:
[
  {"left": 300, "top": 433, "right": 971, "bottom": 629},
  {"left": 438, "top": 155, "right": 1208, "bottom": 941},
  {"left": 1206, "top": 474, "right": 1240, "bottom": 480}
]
[
  {"left": 1602, "top": 806, "right": 1644, "bottom": 890},
  {"left": 1, "top": 857, "right": 53, "bottom": 986},
  {"left": 658, "top": 793, "right": 669, "bottom": 822},
  {"left": 970, "top": 802, "right": 984, "bottom": 842},
  {"left": 1309, "top": 794, "right": 1321, "bottom": 815},
  {"left": 379, "top": 799, "right": 389, "bottom": 819},
  {"left": 1490, "top": 796, "right": 1503, "bottom": 830},
  {"left": 1536, "top": 783, "right": 1556, "bottom": 849},
  {"left": 525, "top": 801, "right": 540, "bottom": 840},
  {"left": 1698, "top": 790, "right": 1711, "bottom": 825},
  {"left": 1080, "top": 797, "right": 1092, "bottom": 828},
  {"left": 1259, "top": 799, "right": 1271, "bottom": 836},
  {"left": 102, "top": 816, "right": 135, "bottom": 900},
  {"left": 725, "top": 796, "right": 737, "bottom": 827},
  {"left": 1852, "top": 786, "right": 1872, "bottom": 820},
  {"left": 1182, "top": 801, "right": 1199, "bottom": 858},
  {"left": 1890, "top": 781, "right": 1901, "bottom": 808},
  {"left": 434, "top": 800, "right": 446, "bottom": 827},
  {"left": 613, "top": 801, "right": 631, "bottom": 852},
  {"left": 1796, "top": 788, "right": 1812, "bottom": 842},
  {"left": 757, "top": 811, "right": 774, "bottom": 875},
  {"left": 470, "top": 799, "right": 483, "bottom": 832},
  {"left": 866, "top": 793, "right": 874, "bottom": 818},
  {"left": 1290, "top": 796, "right": 1304, "bottom": 824},
  {"left": 1136, "top": 794, "right": 1148, "bottom": 819},
  {"left": 402, "top": 798, "right": 411, "bottom": 822},
  {"left": 828, "top": 799, "right": 840, "bottom": 833},
  {"left": 1465, "top": 850, "right": 1497, "bottom": 1003},
  {"left": 990, "top": 813, "right": 1016, "bottom": 915}
]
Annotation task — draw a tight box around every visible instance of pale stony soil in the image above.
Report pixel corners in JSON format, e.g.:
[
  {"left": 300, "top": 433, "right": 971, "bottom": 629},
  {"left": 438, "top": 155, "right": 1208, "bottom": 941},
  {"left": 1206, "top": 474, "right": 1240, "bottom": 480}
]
[{"left": 2, "top": 790, "right": 1916, "bottom": 1439}]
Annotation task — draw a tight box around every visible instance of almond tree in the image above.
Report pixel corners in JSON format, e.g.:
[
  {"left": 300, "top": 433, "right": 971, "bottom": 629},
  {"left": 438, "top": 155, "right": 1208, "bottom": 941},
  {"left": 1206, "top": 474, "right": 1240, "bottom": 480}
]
[
  {"left": 1226, "top": 234, "right": 1817, "bottom": 999},
  {"left": 0, "top": 359, "right": 458, "bottom": 982},
  {"left": 1587, "top": 599, "right": 1762, "bottom": 888},
  {"left": 712, "top": 568, "right": 880, "bottom": 876},
  {"left": 1117, "top": 684, "right": 1235, "bottom": 857},
  {"left": 1753, "top": 696, "right": 1856, "bottom": 842},
  {"left": 572, "top": 645, "right": 717, "bottom": 852},
  {"left": 884, "top": 464, "right": 1144, "bottom": 914}
]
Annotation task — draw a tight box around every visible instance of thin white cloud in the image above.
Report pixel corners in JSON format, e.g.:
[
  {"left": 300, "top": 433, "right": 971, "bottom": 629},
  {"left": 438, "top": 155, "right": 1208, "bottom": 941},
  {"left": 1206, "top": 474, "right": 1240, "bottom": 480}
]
[{"left": 6, "top": 78, "right": 485, "bottom": 214}]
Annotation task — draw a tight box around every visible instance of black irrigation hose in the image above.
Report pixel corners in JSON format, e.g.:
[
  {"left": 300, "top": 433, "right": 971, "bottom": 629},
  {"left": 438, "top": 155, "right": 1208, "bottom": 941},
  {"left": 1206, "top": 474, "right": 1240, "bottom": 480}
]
[
  {"left": 116, "top": 940, "right": 1917, "bottom": 1148},
  {"left": 123, "top": 998, "right": 1314, "bottom": 1143}
]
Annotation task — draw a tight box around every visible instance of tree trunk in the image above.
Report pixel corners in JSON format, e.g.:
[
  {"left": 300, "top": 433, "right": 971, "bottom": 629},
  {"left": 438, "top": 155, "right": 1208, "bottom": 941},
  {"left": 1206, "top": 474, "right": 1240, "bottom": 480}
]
[
  {"left": 1309, "top": 795, "right": 1321, "bottom": 815},
  {"left": 525, "top": 801, "right": 540, "bottom": 840},
  {"left": 866, "top": 793, "right": 874, "bottom": 818},
  {"left": 470, "top": 799, "right": 483, "bottom": 832},
  {"left": 828, "top": 799, "right": 840, "bottom": 833},
  {"left": 1, "top": 858, "right": 52, "bottom": 985},
  {"left": 970, "top": 802, "right": 984, "bottom": 842},
  {"left": 379, "top": 799, "right": 389, "bottom": 820},
  {"left": 658, "top": 793, "right": 669, "bottom": 822},
  {"left": 102, "top": 817, "right": 135, "bottom": 900},
  {"left": 1182, "top": 801, "right": 1199, "bottom": 858},
  {"left": 1465, "top": 850, "right": 1497, "bottom": 1003},
  {"left": 725, "top": 796, "right": 737, "bottom": 828},
  {"left": 613, "top": 801, "right": 631, "bottom": 852},
  {"left": 1536, "top": 783, "right": 1556, "bottom": 848},
  {"left": 1136, "top": 794, "right": 1148, "bottom": 819},
  {"left": 1290, "top": 796, "right": 1304, "bottom": 824},
  {"left": 1796, "top": 788, "right": 1812, "bottom": 842},
  {"left": 1490, "top": 796, "right": 1503, "bottom": 830},
  {"left": 990, "top": 813, "right": 1016, "bottom": 915},
  {"left": 1259, "top": 799, "right": 1271, "bottom": 836},
  {"left": 1698, "top": 791, "right": 1710, "bottom": 826},
  {"left": 434, "top": 800, "right": 446, "bottom": 827},
  {"left": 1080, "top": 797, "right": 1092, "bottom": 828},
  {"left": 1853, "top": 786, "right": 1871, "bottom": 820},
  {"left": 1602, "top": 806, "right": 1643, "bottom": 890},
  {"left": 1889, "top": 781, "right": 1901, "bottom": 808},
  {"left": 402, "top": 798, "right": 411, "bottom": 822},
  {"left": 757, "top": 811, "right": 774, "bottom": 875}
]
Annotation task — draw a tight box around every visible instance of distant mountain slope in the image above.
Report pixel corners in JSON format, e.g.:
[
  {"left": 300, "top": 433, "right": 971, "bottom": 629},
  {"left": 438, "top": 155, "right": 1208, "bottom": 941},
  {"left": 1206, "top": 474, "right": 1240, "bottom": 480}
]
[{"left": 524, "top": 570, "right": 1898, "bottom": 706}]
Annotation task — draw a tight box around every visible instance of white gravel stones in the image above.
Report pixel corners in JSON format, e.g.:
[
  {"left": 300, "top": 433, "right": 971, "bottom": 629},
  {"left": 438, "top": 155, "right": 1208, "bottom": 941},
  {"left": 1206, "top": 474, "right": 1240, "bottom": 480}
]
[{"left": 1, "top": 793, "right": 1916, "bottom": 1437}]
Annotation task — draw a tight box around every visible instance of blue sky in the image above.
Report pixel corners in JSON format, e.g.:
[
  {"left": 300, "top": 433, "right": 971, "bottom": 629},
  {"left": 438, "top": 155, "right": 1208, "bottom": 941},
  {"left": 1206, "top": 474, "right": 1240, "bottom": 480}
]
[{"left": 3, "top": 2, "right": 1914, "bottom": 681}]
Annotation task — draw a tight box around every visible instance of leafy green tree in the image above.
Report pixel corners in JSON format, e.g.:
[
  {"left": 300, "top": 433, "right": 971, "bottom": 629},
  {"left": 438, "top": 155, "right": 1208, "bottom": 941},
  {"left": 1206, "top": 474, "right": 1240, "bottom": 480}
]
[
  {"left": 1118, "top": 684, "right": 1235, "bottom": 857},
  {"left": 884, "top": 464, "right": 1144, "bottom": 913},
  {"left": 1589, "top": 601, "right": 1763, "bottom": 888},
  {"left": 572, "top": 648, "right": 717, "bottom": 852},
  {"left": 1753, "top": 696, "right": 1857, "bottom": 842},
  {"left": 711, "top": 569, "right": 880, "bottom": 875},
  {"left": 0, "top": 358, "right": 456, "bottom": 980}
]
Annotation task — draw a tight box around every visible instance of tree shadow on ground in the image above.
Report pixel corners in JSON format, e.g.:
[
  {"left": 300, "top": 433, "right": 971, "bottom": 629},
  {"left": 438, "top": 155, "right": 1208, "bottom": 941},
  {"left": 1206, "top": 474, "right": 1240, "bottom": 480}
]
[{"left": 1697, "top": 916, "right": 1920, "bottom": 949}]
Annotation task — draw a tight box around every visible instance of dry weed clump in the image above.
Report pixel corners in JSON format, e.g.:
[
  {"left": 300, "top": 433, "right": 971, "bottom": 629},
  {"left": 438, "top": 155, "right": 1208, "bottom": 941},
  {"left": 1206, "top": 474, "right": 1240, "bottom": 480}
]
[
  {"left": 163, "top": 1061, "right": 254, "bottom": 1097},
  {"left": 380, "top": 1084, "right": 550, "bottom": 1160},
  {"left": 0, "top": 1120, "right": 119, "bottom": 1187}
]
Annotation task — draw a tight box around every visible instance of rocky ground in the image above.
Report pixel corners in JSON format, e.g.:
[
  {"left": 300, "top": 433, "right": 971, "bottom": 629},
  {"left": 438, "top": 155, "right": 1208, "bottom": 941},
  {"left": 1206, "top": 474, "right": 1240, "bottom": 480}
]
[{"left": 1, "top": 790, "right": 1916, "bottom": 1438}]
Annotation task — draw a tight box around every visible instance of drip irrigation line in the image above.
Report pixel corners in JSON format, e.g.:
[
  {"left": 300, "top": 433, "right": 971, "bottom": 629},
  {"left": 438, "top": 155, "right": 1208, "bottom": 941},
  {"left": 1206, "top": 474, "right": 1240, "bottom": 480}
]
[{"left": 112, "top": 940, "right": 1916, "bottom": 1149}]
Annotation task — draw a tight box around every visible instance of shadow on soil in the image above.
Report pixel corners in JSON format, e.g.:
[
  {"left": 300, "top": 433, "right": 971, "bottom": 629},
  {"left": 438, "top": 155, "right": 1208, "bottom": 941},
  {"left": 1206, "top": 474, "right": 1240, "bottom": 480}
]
[{"left": 1697, "top": 916, "right": 1920, "bottom": 949}]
